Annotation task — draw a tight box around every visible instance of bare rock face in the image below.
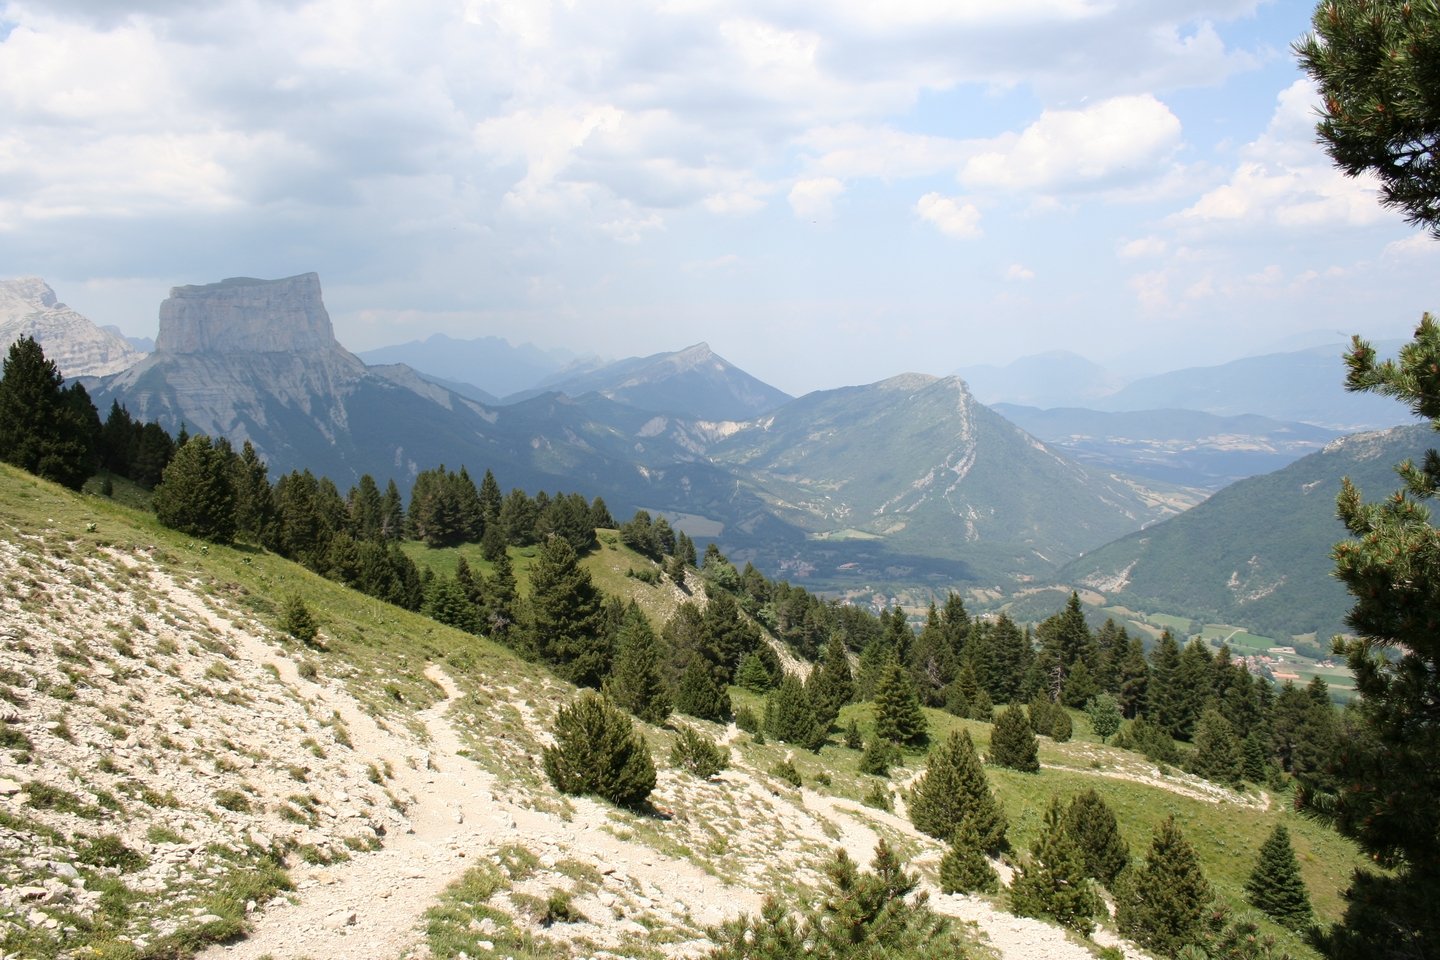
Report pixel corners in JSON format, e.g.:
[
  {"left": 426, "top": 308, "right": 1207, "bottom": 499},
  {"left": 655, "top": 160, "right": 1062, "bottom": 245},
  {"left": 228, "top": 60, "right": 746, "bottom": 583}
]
[
  {"left": 155, "top": 273, "right": 338, "bottom": 355},
  {"left": 0, "top": 277, "right": 146, "bottom": 377}
]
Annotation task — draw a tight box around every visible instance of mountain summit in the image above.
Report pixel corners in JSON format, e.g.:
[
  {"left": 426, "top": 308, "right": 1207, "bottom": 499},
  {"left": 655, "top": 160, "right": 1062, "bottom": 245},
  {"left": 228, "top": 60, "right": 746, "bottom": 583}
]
[
  {"left": 0, "top": 276, "right": 146, "bottom": 377},
  {"left": 514, "top": 342, "right": 792, "bottom": 420},
  {"left": 156, "top": 273, "right": 339, "bottom": 355}
]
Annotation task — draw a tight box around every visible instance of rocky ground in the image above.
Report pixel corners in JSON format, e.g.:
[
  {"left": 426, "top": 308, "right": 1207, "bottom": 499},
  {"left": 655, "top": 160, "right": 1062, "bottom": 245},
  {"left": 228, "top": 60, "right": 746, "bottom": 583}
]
[{"left": 1, "top": 520, "right": 1267, "bottom": 960}]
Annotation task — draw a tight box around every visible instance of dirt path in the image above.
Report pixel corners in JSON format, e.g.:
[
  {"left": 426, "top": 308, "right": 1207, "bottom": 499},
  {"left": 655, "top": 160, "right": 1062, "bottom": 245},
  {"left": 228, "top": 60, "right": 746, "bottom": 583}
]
[{"left": 200, "top": 652, "right": 758, "bottom": 960}]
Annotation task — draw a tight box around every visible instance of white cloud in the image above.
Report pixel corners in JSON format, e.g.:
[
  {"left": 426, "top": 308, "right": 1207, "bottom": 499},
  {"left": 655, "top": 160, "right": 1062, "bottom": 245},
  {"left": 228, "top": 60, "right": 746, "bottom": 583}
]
[
  {"left": 788, "top": 177, "right": 845, "bottom": 221},
  {"left": 1176, "top": 80, "right": 1389, "bottom": 231},
  {"left": 961, "top": 95, "right": 1182, "bottom": 194},
  {"left": 1383, "top": 233, "right": 1438, "bottom": 259},
  {"left": 1119, "top": 236, "right": 1167, "bottom": 258},
  {"left": 916, "top": 192, "right": 982, "bottom": 239},
  {"left": 1005, "top": 263, "right": 1035, "bottom": 281}
]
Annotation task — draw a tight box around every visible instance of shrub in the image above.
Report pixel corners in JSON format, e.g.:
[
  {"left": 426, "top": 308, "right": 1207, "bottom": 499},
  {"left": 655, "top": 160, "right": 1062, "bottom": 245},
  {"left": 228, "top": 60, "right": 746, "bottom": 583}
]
[
  {"left": 858, "top": 737, "right": 900, "bottom": 777},
  {"left": 771, "top": 759, "right": 802, "bottom": 788},
  {"left": 278, "top": 593, "right": 319, "bottom": 647},
  {"left": 938, "top": 819, "right": 999, "bottom": 894},
  {"left": 543, "top": 692, "right": 655, "bottom": 808},
  {"left": 670, "top": 725, "right": 729, "bottom": 779}
]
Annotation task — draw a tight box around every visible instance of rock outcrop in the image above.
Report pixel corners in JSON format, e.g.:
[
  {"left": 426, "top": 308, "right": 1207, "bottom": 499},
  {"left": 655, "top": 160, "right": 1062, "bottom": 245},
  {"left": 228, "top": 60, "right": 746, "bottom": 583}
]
[
  {"left": 155, "top": 273, "right": 338, "bottom": 355},
  {"left": 0, "top": 277, "right": 146, "bottom": 377}
]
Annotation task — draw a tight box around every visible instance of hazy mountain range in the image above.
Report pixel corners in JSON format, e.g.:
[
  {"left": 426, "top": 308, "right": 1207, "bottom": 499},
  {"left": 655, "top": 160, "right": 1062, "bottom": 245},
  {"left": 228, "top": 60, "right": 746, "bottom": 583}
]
[{"left": 6, "top": 271, "right": 1427, "bottom": 634}]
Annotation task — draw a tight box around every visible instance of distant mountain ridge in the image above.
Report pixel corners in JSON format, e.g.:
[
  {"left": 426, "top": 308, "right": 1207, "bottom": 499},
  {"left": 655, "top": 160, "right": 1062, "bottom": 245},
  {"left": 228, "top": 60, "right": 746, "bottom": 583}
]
[
  {"left": 954, "top": 350, "right": 1122, "bottom": 408},
  {"left": 357, "top": 333, "right": 572, "bottom": 399},
  {"left": 504, "top": 342, "right": 794, "bottom": 421},
  {"left": 1054, "top": 424, "right": 1431, "bottom": 640},
  {"left": 70, "top": 273, "right": 1178, "bottom": 590},
  {"left": 994, "top": 404, "right": 1339, "bottom": 491},
  {"left": 1, "top": 276, "right": 146, "bottom": 377},
  {"left": 1093, "top": 343, "right": 1408, "bottom": 430}
]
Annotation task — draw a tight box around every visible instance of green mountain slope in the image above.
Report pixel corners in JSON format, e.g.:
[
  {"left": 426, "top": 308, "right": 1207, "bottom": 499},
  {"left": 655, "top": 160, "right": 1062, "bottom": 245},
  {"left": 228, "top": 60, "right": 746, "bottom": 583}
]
[
  {"left": 710, "top": 374, "right": 1178, "bottom": 581},
  {"left": 1056, "top": 425, "right": 1432, "bottom": 639},
  {"left": 0, "top": 463, "right": 1368, "bottom": 959}
]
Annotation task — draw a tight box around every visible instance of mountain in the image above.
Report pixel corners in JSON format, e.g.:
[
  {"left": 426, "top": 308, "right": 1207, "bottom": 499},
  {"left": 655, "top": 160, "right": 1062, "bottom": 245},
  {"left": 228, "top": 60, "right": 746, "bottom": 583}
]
[
  {"left": 357, "top": 333, "right": 571, "bottom": 399},
  {"left": 506, "top": 343, "right": 793, "bottom": 421},
  {"left": 705, "top": 373, "right": 1182, "bottom": 582},
  {"left": 1095, "top": 343, "right": 1408, "bottom": 430},
  {"left": 1, "top": 276, "right": 146, "bottom": 377},
  {"left": 77, "top": 273, "right": 1189, "bottom": 590},
  {"left": 1055, "top": 424, "right": 1431, "bottom": 641},
  {"left": 993, "top": 405, "right": 1339, "bottom": 491},
  {"left": 103, "top": 324, "right": 155, "bottom": 353},
  {"left": 953, "top": 350, "right": 1122, "bottom": 408}
]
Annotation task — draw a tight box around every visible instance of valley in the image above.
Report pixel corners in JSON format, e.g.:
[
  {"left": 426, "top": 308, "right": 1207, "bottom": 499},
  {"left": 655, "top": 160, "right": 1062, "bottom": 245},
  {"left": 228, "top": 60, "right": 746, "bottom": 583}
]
[{"left": 0, "top": 465, "right": 1367, "bottom": 960}]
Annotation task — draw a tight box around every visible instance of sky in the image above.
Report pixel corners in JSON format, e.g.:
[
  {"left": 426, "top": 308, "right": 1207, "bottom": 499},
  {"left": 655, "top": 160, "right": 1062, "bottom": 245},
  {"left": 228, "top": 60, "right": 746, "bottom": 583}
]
[{"left": 1, "top": 0, "right": 1437, "bottom": 396}]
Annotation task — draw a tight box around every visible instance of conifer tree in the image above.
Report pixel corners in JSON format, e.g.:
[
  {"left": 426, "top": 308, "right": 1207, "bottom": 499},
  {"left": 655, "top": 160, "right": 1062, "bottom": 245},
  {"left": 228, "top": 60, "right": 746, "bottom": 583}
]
[
  {"left": 278, "top": 593, "right": 319, "bottom": 646},
  {"left": 1048, "top": 707, "right": 1073, "bottom": 743},
  {"left": 669, "top": 724, "right": 728, "bottom": 779},
  {"left": 968, "top": 688, "right": 994, "bottom": 723},
  {"left": 858, "top": 737, "right": 900, "bottom": 777},
  {"left": 763, "top": 674, "right": 820, "bottom": 745},
  {"left": 231, "top": 440, "right": 273, "bottom": 544},
  {"left": 527, "top": 534, "right": 608, "bottom": 687},
  {"left": 735, "top": 651, "right": 775, "bottom": 693},
  {"left": 380, "top": 479, "right": 405, "bottom": 542},
  {"left": 603, "top": 605, "right": 671, "bottom": 724},
  {"left": 938, "top": 818, "right": 999, "bottom": 894},
  {"left": 1063, "top": 788, "right": 1130, "bottom": 888},
  {"left": 1116, "top": 815, "right": 1215, "bottom": 956},
  {"left": 0, "top": 335, "right": 99, "bottom": 490},
  {"left": 989, "top": 703, "right": 1040, "bottom": 772},
  {"left": 807, "top": 633, "right": 855, "bottom": 730},
  {"left": 871, "top": 658, "right": 927, "bottom": 746},
  {"left": 422, "top": 575, "right": 480, "bottom": 634},
  {"left": 153, "top": 434, "right": 237, "bottom": 544},
  {"left": 1085, "top": 693, "right": 1123, "bottom": 744},
  {"left": 674, "top": 659, "right": 730, "bottom": 722},
  {"left": 1245, "top": 824, "right": 1313, "bottom": 930},
  {"left": 982, "top": 613, "right": 1031, "bottom": 704},
  {"left": 543, "top": 692, "right": 655, "bottom": 808},
  {"left": 1010, "top": 797, "right": 1101, "bottom": 934},
  {"left": 484, "top": 547, "right": 519, "bottom": 643},
  {"left": 907, "top": 729, "right": 1007, "bottom": 853},
  {"left": 1189, "top": 707, "right": 1243, "bottom": 786}
]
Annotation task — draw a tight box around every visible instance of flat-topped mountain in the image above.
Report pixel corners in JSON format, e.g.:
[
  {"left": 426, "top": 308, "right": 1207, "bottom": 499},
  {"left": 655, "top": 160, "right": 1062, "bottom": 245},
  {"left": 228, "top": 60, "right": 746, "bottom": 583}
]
[{"left": 0, "top": 276, "right": 145, "bottom": 377}]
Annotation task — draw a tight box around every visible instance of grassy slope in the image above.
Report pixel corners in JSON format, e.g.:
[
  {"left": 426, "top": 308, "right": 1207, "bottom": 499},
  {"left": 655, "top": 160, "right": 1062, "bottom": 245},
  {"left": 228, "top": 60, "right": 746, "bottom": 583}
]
[{"left": 0, "top": 464, "right": 1371, "bottom": 959}]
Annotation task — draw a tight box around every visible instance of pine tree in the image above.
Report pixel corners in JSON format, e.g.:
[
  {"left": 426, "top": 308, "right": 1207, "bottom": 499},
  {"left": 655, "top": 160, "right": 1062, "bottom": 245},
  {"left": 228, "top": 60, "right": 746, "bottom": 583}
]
[
  {"left": 735, "top": 651, "right": 776, "bottom": 693},
  {"left": 422, "top": 575, "right": 480, "bottom": 633},
  {"left": 0, "top": 335, "right": 98, "bottom": 490},
  {"left": 603, "top": 605, "right": 672, "bottom": 725},
  {"left": 527, "top": 534, "right": 608, "bottom": 687},
  {"left": 669, "top": 724, "right": 728, "bottom": 779},
  {"left": 1085, "top": 693, "right": 1123, "bottom": 744},
  {"left": 858, "top": 737, "right": 900, "bottom": 777},
  {"left": 1189, "top": 707, "right": 1243, "bottom": 786},
  {"left": 231, "top": 440, "right": 273, "bottom": 544},
  {"left": 1116, "top": 815, "right": 1215, "bottom": 956},
  {"left": 938, "top": 818, "right": 999, "bottom": 894},
  {"left": 807, "top": 633, "right": 855, "bottom": 730},
  {"left": 1245, "top": 824, "right": 1313, "bottom": 930},
  {"left": 278, "top": 593, "right": 319, "bottom": 646},
  {"left": 543, "top": 692, "right": 655, "bottom": 808},
  {"left": 152, "top": 435, "right": 238, "bottom": 544},
  {"left": 907, "top": 729, "right": 1007, "bottom": 853},
  {"left": 871, "top": 658, "right": 927, "bottom": 746},
  {"left": 989, "top": 704, "right": 1040, "bottom": 772},
  {"left": 674, "top": 659, "right": 730, "bottom": 722},
  {"left": 1009, "top": 797, "right": 1101, "bottom": 935},
  {"left": 484, "top": 547, "right": 519, "bottom": 644},
  {"left": 763, "top": 674, "right": 819, "bottom": 745},
  {"left": 1063, "top": 788, "right": 1130, "bottom": 888}
]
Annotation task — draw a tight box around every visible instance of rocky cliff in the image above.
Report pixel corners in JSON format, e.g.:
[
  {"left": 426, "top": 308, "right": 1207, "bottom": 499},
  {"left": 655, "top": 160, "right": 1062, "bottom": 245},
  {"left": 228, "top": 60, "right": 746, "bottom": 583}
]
[
  {"left": 0, "top": 277, "right": 146, "bottom": 377},
  {"left": 155, "top": 273, "right": 339, "bottom": 355}
]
